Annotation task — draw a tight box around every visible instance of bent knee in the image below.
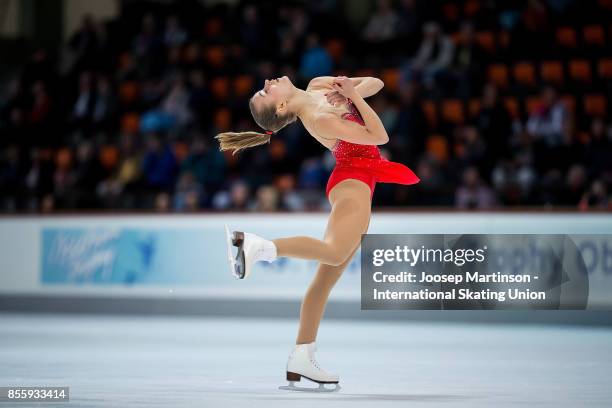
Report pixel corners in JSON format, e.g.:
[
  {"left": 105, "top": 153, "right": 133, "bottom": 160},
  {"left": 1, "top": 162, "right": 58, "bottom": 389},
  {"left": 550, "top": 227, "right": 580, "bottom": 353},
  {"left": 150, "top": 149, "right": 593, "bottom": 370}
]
[{"left": 325, "top": 248, "right": 354, "bottom": 267}]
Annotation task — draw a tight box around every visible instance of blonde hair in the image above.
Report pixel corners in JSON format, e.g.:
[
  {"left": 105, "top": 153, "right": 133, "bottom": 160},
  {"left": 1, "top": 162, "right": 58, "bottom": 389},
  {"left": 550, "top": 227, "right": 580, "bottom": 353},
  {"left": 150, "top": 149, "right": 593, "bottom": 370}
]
[
  {"left": 215, "top": 89, "right": 352, "bottom": 155},
  {"left": 215, "top": 130, "right": 272, "bottom": 155}
]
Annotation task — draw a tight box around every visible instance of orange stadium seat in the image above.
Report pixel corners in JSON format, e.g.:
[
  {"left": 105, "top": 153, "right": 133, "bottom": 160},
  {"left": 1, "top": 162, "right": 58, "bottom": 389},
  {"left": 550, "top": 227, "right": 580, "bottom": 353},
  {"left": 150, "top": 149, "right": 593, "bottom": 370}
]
[
  {"left": 597, "top": 58, "right": 612, "bottom": 79},
  {"left": 121, "top": 113, "right": 140, "bottom": 134},
  {"left": 476, "top": 31, "right": 496, "bottom": 53},
  {"left": 119, "top": 82, "right": 139, "bottom": 104},
  {"left": 381, "top": 68, "right": 401, "bottom": 93},
  {"left": 441, "top": 99, "right": 465, "bottom": 124},
  {"left": 488, "top": 64, "right": 509, "bottom": 88},
  {"left": 498, "top": 31, "right": 510, "bottom": 49},
  {"left": 421, "top": 100, "right": 438, "bottom": 127},
  {"left": 578, "top": 131, "right": 591, "bottom": 144},
  {"left": 468, "top": 98, "right": 481, "bottom": 118},
  {"left": 214, "top": 108, "right": 232, "bottom": 130},
  {"left": 513, "top": 62, "right": 536, "bottom": 86},
  {"left": 426, "top": 134, "right": 449, "bottom": 163},
  {"left": 464, "top": 0, "right": 480, "bottom": 17},
  {"left": 205, "top": 45, "right": 225, "bottom": 67},
  {"left": 583, "top": 25, "right": 605, "bottom": 46},
  {"left": 569, "top": 60, "right": 592, "bottom": 82},
  {"left": 204, "top": 17, "right": 223, "bottom": 37},
  {"left": 55, "top": 148, "right": 73, "bottom": 170},
  {"left": 442, "top": 2, "right": 460, "bottom": 22},
  {"left": 561, "top": 95, "right": 576, "bottom": 115},
  {"left": 540, "top": 61, "right": 564, "bottom": 84},
  {"left": 525, "top": 96, "right": 541, "bottom": 116},
  {"left": 325, "top": 39, "right": 345, "bottom": 63},
  {"left": 234, "top": 75, "right": 254, "bottom": 98},
  {"left": 99, "top": 146, "right": 119, "bottom": 170},
  {"left": 450, "top": 31, "right": 461, "bottom": 45},
  {"left": 556, "top": 27, "right": 577, "bottom": 48},
  {"left": 503, "top": 97, "right": 519, "bottom": 119},
  {"left": 173, "top": 142, "right": 189, "bottom": 163},
  {"left": 211, "top": 77, "right": 230, "bottom": 100},
  {"left": 583, "top": 94, "right": 608, "bottom": 116}
]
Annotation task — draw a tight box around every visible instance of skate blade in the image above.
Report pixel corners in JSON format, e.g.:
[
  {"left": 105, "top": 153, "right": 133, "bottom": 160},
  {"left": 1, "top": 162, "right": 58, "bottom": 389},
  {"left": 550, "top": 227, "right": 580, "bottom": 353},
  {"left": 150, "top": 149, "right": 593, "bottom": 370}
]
[
  {"left": 279, "top": 381, "right": 341, "bottom": 393},
  {"left": 224, "top": 224, "right": 242, "bottom": 279}
]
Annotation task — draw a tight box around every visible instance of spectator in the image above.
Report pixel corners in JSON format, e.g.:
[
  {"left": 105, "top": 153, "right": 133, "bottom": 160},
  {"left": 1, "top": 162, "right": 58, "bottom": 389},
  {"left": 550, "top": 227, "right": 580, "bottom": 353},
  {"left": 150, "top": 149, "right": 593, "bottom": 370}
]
[
  {"left": 68, "top": 15, "right": 100, "bottom": 72},
  {"left": 276, "top": 174, "right": 305, "bottom": 211},
  {"left": 561, "top": 164, "right": 588, "bottom": 206},
  {"left": 240, "top": 5, "right": 265, "bottom": 58},
  {"left": 391, "top": 81, "right": 427, "bottom": 164},
  {"left": 174, "top": 171, "right": 204, "bottom": 211},
  {"left": 299, "top": 34, "right": 333, "bottom": 80},
  {"left": 212, "top": 179, "right": 251, "bottom": 211},
  {"left": 0, "top": 1, "right": 609, "bottom": 213},
  {"left": 154, "top": 192, "right": 171, "bottom": 212},
  {"left": 400, "top": 22, "right": 455, "bottom": 89},
  {"left": 71, "top": 141, "right": 105, "bottom": 208},
  {"left": 254, "top": 185, "right": 280, "bottom": 211},
  {"left": 163, "top": 16, "right": 188, "bottom": 48},
  {"left": 362, "top": 0, "right": 401, "bottom": 54},
  {"left": 72, "top": 72, "right": 95, "bottom": 131},
  {"left": 410, "top": 156, "right": 452, "bottom": 206},
  {"left": 578, "top": 180, "right": 609, "bottom": 211},
  {"left": 92, "top": 76, "right": 117, "bottom": 130},
  {"left": 141, "top": 135, "right": 177, "bottom": 192},
  {"left": 526, "top": 86, "right": 569, "bottom": 147},
  {"left": 396, "top": 0, "right": 423, "bottom": 54},
  {"left": 181, "top": 137, "right": 225, "bottom": 199},
  {"left": 455, "top": 166, "right": 498, "bottom": 209},
  {"left": 452, "top": 125, "right": 487, "bottom": 177},
  {"left": 160, "top": 74, "right": 192, "bottom": 129},
  {"left": 583, "top": 118, "right": 612, "bottom": 182},
  {"left": 447, "top": 22, "right": 486, "bottom": 98},
  {"left": 477, "top": 83, "right": 513, "bottom": 173}
]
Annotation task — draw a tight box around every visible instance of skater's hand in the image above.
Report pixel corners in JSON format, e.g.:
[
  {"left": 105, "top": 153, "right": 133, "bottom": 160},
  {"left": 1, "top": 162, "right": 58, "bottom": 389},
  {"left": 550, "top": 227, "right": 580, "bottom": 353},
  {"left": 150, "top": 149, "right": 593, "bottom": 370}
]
[
  {"left": 324, "top": 90, "right": 348, "bottom": 107},
  {"left": 330, "top": 76, "right": 358, "bottom": 100}
]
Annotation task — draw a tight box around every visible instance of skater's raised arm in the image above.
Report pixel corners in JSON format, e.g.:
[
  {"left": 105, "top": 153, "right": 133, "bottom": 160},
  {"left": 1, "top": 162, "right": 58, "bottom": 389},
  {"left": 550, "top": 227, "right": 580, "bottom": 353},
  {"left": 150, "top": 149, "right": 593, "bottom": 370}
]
[
  {"left": 307, "top": 76, "right": 384, "bottom": 98},
  {"left": 313, "top": 77, "right": 389, "bottom": 146}
]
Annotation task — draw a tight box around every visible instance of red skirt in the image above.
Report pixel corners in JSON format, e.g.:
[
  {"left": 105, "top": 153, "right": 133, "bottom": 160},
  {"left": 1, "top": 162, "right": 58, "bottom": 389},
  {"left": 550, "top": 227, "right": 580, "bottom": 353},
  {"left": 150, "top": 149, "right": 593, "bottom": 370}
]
[{"left": 325, "top": 157, "right": 420, "bottom": 199}]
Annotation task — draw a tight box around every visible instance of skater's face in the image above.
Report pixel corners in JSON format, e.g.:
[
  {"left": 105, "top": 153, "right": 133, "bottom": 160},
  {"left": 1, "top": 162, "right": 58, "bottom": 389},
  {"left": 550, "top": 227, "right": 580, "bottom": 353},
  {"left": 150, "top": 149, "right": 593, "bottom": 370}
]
[{"left": 251, "top": 76, "right": 293, "bottom": 116}]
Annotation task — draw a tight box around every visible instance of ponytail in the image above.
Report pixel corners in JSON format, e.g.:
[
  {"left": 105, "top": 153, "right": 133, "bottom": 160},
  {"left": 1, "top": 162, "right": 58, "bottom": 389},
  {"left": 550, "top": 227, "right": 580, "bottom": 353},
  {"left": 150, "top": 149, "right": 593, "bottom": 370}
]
[{"left": 215, "top": 131, "right": 272, "bottom": 155}]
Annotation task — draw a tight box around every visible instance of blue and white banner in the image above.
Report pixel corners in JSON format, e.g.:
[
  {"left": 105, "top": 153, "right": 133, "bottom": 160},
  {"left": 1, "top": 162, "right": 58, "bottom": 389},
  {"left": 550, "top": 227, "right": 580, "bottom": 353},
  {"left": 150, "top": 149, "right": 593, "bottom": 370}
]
[{"left": 0, "top": 213, "right": 611, "bottom": 304}]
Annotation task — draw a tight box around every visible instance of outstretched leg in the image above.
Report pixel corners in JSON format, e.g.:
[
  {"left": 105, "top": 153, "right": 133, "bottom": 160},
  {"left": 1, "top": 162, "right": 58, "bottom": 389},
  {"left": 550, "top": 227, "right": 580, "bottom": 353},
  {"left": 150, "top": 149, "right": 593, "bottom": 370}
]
[{"left": 273, "top": 180, "right": 372, "bottom": 267}]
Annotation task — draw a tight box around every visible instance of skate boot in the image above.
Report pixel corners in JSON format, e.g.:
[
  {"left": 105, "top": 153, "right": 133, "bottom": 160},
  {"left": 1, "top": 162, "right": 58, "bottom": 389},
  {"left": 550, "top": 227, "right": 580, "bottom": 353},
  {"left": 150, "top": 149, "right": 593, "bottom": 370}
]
[
  {"left": 224, "top": 225, "right": 277, "bottom": 279},
  {"left": 279, "top": 342, "right": 341, "bottom": 392}
]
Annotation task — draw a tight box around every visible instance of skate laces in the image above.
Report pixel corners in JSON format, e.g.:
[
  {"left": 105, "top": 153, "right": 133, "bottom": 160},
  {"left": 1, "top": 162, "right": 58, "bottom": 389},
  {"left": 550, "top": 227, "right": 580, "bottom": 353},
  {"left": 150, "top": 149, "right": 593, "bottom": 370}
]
[{"left": 310, "top": 356, "right": 322, "bottom": 370}]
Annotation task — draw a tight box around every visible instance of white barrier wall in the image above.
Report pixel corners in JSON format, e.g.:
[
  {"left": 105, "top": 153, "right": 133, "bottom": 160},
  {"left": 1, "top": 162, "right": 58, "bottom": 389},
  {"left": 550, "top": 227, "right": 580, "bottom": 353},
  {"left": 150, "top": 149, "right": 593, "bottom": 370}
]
[{"left": 0, "top": 213, "right": 611, "bottom": 307}]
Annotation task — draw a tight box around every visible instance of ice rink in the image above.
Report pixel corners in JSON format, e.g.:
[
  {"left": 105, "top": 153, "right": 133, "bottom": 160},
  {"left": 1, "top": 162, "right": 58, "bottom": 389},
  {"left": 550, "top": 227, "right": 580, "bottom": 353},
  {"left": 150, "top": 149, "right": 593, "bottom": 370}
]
[{"left": 1, "top": 313, "right": 611, "bottom": 407}]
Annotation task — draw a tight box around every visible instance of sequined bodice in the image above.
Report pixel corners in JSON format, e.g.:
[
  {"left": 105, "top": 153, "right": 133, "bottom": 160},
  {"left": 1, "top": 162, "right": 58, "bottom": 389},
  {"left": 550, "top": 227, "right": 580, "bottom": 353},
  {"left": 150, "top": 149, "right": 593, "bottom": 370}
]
[{"left": 331, "top": 99, "right": 381, "bottom": 160}]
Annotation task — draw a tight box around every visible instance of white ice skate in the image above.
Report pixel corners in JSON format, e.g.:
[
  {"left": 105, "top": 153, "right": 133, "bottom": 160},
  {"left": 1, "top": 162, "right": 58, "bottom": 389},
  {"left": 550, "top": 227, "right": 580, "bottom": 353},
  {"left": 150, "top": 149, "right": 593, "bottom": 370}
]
[
  {"left": 279, "top": 342, "right": 341, "bottom": 392},
  {"left": 224, "top": 224, "right": 276, "bottom": 279}
]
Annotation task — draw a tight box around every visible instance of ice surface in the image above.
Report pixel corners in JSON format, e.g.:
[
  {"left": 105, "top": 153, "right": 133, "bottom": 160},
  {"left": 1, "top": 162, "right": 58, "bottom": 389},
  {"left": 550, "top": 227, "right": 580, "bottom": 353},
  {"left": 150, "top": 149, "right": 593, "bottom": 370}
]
[{"left": 1, "top": 313, "right": 611, "bottom": 407}]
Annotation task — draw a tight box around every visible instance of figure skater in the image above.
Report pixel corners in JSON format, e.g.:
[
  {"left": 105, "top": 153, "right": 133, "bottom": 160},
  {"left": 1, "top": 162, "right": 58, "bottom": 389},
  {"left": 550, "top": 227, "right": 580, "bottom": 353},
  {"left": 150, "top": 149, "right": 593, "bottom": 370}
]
[{"left": 217, "top": 75, "right": 420, "bottom": 391}]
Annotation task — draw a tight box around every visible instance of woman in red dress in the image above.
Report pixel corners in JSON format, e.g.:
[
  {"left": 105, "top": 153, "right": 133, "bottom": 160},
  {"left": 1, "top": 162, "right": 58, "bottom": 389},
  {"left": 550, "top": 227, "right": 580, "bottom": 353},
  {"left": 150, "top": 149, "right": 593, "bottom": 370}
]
[{"left": 216, "top": 75, "right": 419, "bottom": 391}]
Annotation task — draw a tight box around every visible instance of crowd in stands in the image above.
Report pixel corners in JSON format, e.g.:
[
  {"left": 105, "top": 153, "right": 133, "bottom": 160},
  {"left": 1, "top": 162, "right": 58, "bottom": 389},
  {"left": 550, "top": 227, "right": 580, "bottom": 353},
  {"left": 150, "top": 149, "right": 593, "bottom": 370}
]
[{"left": 1, "top": 0, "right": 611, "bottom": 212}]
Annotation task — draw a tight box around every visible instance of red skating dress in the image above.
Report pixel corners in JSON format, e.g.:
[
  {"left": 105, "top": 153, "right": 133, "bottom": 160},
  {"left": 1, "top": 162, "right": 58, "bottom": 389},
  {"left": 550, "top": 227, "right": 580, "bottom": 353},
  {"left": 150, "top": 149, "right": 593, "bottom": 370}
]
[{"left": 325, "top": 98, "right": 421, "bottom": 199}]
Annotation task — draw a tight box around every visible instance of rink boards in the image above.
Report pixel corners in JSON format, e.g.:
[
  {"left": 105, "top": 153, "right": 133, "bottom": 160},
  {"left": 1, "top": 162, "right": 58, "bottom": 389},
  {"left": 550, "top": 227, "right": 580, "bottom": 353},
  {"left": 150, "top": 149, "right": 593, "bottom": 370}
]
[{"left": 0, "top": 212, "right": 611, "bottom": 314}]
